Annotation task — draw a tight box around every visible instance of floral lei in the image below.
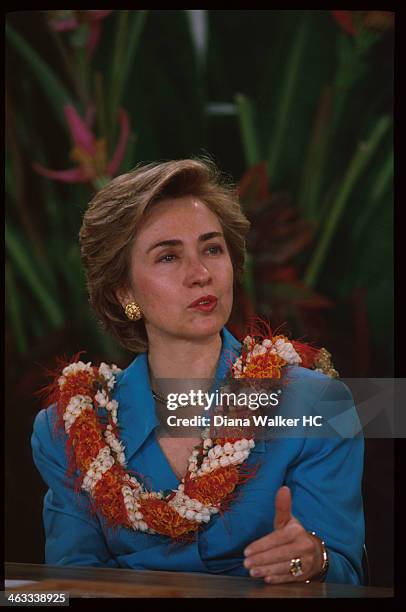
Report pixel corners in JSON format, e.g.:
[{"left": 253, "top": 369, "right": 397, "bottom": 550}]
[{"left": 41, "top": 322, "right": 338, "bottom": 542}]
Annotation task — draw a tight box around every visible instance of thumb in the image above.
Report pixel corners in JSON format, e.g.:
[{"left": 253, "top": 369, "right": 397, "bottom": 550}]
[{"left": 273, "top": 485, "right": 293, "bottom": 530}]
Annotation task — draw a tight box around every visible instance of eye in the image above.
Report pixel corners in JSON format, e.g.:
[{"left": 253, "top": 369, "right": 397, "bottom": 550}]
[
  {"left": 157, "top": 253, "right": 177, "bottom": 263},
  {"left": 206, "top": 244, "right": 223, "bottom": 255}
]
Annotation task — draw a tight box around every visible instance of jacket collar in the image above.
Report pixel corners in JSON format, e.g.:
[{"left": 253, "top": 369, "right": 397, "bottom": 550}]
[{"left": 114, "top": 327, "right": 264, "bottom": 462}]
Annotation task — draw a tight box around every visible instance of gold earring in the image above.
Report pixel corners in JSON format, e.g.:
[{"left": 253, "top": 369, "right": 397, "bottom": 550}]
[{"left": 124, "top": 301, "right": 142, "bottom": 321}]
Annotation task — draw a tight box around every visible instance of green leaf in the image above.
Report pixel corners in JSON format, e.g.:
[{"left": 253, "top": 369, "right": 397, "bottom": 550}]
[
  {"left": 70, "top": 23, "right": 89, "bottom": 48},
  {"left": 352, "top": 149, "right": 393, "bottom": 241},
  {"left": 297, "top": 85, "right": 333, "bottom": 218},
  {"left": 331, "top": 33, "right": 367, "bottom": 134},
  {"left": 235, "top": 93, "right": 262, "bottom": 167},
  {"left": 5, "top": 222, "right": 64, "bottom": 327},
  {"left": 109, "top": 10, "right": 149, "bottom": 126},
  {"left": 125, "top": 10, "right": 149, "bottom": 81},
  {"left": 6, "top": 22, "right": 73, "bottom": 127},
  {"left": 304, "top": 115, "right": 392, "bottom": 288},
  {"left": 267, "top": 21, "right": 308, "bottom": 181},
  {"left": 121, "top": 132, "right": 137, "bottom": 172}
]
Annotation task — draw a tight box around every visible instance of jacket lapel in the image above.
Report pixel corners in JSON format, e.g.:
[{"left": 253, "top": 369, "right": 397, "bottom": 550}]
[{"left": 114, "top": 327, "right": 265, "bottom": 463}]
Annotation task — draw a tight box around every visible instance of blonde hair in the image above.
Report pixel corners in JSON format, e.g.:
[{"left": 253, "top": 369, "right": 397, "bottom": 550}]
[{"left": 79, "top": 156, "right": 251, "bottom": 353}]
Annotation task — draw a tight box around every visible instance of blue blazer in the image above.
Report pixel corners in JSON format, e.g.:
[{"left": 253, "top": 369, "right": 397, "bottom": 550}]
[{"left": 31, "top": 327, "right": 365, "bottom": 583}]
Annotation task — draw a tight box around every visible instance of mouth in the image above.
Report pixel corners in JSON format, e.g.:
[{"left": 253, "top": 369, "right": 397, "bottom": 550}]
[{"left": 188, "top": 295, "right": 218, "bottom": 312}]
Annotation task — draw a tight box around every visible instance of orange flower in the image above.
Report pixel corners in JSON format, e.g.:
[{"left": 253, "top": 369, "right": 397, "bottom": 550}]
[
  {"left": 184, "top": 465, "right": 239, "bottom": 506},
  {"left": 139, "top": 498, "right": 199, "bottom": 538},
  {"left": 243, "top": 352, "right": 286, "bottom": 379}
]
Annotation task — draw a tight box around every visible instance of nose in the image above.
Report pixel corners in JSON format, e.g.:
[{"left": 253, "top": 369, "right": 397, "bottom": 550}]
[{"left": 183, "top": 255, "right": 212, "bottom": 288}]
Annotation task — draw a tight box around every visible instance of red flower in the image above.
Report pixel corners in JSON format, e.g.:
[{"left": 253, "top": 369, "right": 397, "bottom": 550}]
[
  {"left": 331, "top": 11, "right": 357, "bottom": 36},
  {"left": 46, "top": 10, "right": 113, "bottom": 56},
  {"left": 331, "top": 10, "right": 394, "bottom": 36},
  {"left": 33, "top": 104, "right": 130, "bottom": 185}
]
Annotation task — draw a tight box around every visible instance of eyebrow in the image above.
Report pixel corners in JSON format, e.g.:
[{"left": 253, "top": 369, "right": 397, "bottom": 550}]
[{"left": 147, "top": 232, "right": 224, "bottom": 254}]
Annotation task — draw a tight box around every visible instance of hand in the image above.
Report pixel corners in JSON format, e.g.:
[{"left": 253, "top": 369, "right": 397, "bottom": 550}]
[{"left": 243, "top": 485, "right": 323, "bottom": 584}]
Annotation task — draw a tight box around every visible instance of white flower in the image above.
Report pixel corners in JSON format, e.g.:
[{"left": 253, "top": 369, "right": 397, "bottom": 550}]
[
  {"left": 229, "top": 455, "right": 240, "bottom": 465},
  {"left": 95, "top": 390, "right": 108, "bottom": 407},
  {"left": 81, "top": 445, "right": 114, "bottom": 493},
  {"left": 99, "top": 362, "right": 113, "bottom": 380},
  {"left": 62, "top": 361, "right": 92, "bottom": 377},
  {"left": 243, "top": 336, "right": 255, "bottom": 350},
  {"left": 234, "top": 440, "right": 245, "bottom": 452},
  {"left": 274, "top": 340, "right": 301, "bottom": 365},
  {"left": 213, "top": 444, "right": 223, "bottom": 458},
  {"left": 106, "top": 399, "right": 118, "bottom": 412},
  {"left": 64, "top": 395, "right": 93, "bottom": 433},
  {"left": 233, "top": 358, "right": 243, "bottom": 373}
]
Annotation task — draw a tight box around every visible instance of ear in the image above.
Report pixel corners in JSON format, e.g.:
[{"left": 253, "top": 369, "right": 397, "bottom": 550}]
[{"left": 115, "top": 287, "right": 134, "bottom": 309}]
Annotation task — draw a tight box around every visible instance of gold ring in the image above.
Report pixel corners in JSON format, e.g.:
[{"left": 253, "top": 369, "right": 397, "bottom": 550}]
[{"left": 289, "top": 558, "right": 304, "bottom": 577}]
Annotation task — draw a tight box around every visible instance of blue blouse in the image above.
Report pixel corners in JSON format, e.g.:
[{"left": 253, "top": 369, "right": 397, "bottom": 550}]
[{"left": 31, "top": 327, "right": 365, "bottom": 583}]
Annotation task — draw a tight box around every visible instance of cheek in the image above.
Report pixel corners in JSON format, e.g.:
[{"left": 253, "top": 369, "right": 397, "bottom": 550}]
[
  {"left": 132, "top": 270, "right": 178, "bottom": 310},
  {"left": 220, "top": 257, "right": 234, "bottom": 291}
]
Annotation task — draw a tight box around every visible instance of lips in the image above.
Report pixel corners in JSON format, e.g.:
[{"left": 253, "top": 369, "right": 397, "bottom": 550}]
[{"left": 188, "top": 295, "right": 218, "bottom": 310}]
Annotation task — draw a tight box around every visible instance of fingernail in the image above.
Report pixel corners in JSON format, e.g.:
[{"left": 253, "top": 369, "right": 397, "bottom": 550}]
[
  {"left": 244, "top": 558, "right": 251, "bottom": 568},
  {"left": 250, "top": 568, "right": 261, "bottom": 577},
  {"left": 244, "top": 548, "right": 252, "bottom": 556}
]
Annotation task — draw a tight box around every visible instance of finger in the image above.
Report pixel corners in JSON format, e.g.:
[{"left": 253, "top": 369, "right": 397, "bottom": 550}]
[
  {"left": 244, "top": 539, "right": 311, "bottom": 570},
  {"left": 250, "top": 557, "right": 311, "bottom": 582},
  {"left": 273, "top": 485, "right": 292, "bottom": 530},
  {"left": 244, "top": 520, "right": 300, "bottom": 556},
  {"left": 248, "top": 560, "right": 292, "bottom": 579}
]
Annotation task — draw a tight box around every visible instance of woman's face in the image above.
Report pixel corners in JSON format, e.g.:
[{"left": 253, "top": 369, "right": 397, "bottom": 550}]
[{"left": 121, "top": 195, "right": 234, "bottom": 344}]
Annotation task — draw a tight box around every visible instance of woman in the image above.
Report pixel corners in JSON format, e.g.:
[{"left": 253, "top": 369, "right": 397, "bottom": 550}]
[{"left": 31, "top": 157, "right": 364, "bottom": 584}]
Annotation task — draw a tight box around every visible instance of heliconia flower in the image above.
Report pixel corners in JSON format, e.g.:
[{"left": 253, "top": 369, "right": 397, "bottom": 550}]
[
  {"left": 46, "top": 10, "right": 113, "bottom": 56},
  {"left": 331, "top": 11, "right": 357, "bottom": 36},
  {"left": 33, "top": 104, "right": 130, "bottom": 185},
  {"left": 331, "top": 11, "right": 394, "bottom": 36}
]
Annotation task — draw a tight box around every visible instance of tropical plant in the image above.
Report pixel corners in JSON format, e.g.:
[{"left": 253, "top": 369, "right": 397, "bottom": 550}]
[{"left": 6, "top": 10, "right": 393, "bottom": 378}]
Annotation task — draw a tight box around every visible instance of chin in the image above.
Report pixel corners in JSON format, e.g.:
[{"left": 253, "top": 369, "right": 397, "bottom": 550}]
[{"left": 184, "top": 313, "right": 226, "bottom": 338}]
